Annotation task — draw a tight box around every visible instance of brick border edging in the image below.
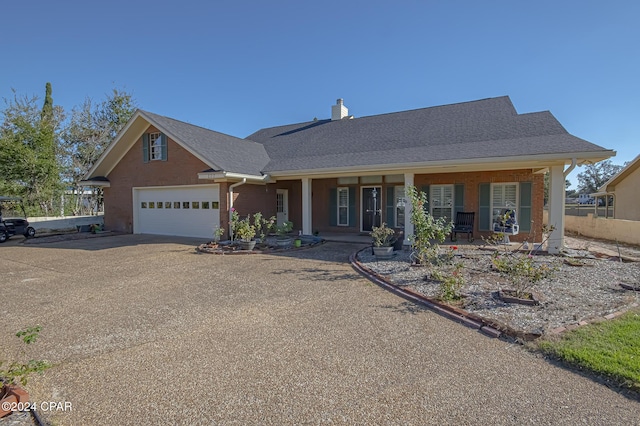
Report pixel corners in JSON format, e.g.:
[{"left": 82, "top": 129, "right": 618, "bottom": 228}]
[
  {"left": 350, "top": 247, "right": 640, "bottom": 340},
  {"left": 349, "top": 248, "right": 505, "bottom": 340}
]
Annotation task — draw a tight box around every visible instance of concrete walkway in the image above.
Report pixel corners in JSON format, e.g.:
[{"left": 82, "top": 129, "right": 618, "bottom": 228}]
[{"left": 0, "top": 235, "right": 637, "bottom": 425}]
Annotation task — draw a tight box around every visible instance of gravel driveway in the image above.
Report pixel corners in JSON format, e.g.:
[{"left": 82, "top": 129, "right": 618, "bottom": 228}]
[{"left": 0, "top": 235, "right": 638, "bottom": 425}]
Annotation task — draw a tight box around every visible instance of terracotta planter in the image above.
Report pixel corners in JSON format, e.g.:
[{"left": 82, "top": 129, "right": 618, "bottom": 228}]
[
  {"left": 498, "top": 289, "right": 540, "bottom": 306},
  {"left": 0, "top": 385, "right": 29, "bottom": 419}
]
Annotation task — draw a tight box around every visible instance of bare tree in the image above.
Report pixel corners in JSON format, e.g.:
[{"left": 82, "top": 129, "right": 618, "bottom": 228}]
[{"left": 61, "top": 89, "right": 135, "bottom": 215}]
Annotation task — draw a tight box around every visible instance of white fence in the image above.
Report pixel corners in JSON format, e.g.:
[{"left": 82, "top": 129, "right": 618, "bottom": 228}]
[{"left": 27, "top": 214, "right": 104, "bottom": 231}]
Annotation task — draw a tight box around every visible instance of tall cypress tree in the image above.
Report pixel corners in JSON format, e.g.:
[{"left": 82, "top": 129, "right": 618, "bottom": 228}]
[
  {"left": 27, "top": 82, "right": 62, "bottom": 215},
  {"left": 41, "top": 82, "right": 53, "bottom": 121},
  {"left": 37, "top": 82, "right": 61, "bottom": 214}
]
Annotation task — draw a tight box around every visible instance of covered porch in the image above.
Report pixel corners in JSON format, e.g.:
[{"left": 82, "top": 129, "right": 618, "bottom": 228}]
[{"left": 292, "top": 164, "right": 574, "bottom": 255}]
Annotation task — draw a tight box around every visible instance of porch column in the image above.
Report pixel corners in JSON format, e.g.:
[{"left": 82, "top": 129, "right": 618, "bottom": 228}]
[
  {"left": 404, "top": 173, "right": 414, "bottom": 246},
  {"left": 547, "top": 165, "right": 565, "bottom": 254},
  {"left": 301, "top": 177, "right": 312, "bottom": 235}
]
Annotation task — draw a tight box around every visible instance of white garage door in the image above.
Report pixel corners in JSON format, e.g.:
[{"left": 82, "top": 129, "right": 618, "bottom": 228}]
[{"left": 134, "top": 185, "right": 220, "bottom": 238}]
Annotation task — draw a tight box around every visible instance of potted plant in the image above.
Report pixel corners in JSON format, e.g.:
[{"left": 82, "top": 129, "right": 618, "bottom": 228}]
[
  {"left": 1, "top": 326, "right": 51, "bottom": 419},
  {"left": 254, "top": 213, "right": 276, "bottom": 245},
  {"left": 275, "top": 221, "right": 294, "bottom": 247},
  {"left": 231, "top": 211, "right": 257, "bottom": 250},
  {"left": 213, "top": 227, "right": 225, "bottom": 243},
  {"left": 371, "top": 222, "right": 396, "bottom": 259}
]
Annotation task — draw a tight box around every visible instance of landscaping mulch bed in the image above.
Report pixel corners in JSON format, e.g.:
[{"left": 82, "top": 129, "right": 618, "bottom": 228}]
[
  {"left": 197, "top": 237, "right": 324, "bottom": 254},
  {"left": 358, "top": 246, "right": 640, "bottom": 337}
]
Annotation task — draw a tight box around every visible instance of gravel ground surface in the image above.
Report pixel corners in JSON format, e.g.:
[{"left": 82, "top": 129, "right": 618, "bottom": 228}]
[
  {"left": 1, "top": 235, "right": 638, "bottom": 425},
  {"left": 358, "top": 246, "right": 640, "bottom": 335}
]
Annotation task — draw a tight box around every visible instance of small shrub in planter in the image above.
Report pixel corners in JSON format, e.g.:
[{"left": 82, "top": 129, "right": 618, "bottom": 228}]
[
  {"left": 371, "top": 222, "right": 395, "bottom": 247},
  {"left": 275, "top": 221, "right": 294, "bottom": 246},
  {"left": 230, "top": 210, "right": 256, "bottom": 242},
  {"left": 371, "top": 223, "right": 396, "bottom": 258}
]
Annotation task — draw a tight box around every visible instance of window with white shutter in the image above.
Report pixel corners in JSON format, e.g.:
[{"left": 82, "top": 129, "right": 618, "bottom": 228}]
[
  {"left": 430, "top": 185, "right": 454, "bottom": 222},
  {"left": 337, "top": 187, "right": 349, "bottom": 226}
]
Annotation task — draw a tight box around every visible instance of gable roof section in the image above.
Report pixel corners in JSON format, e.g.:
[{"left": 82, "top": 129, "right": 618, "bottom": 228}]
[
  {"left": 246, "top": 96, "right": 614, "bottom": 173},
  {"left": 596, "top": 154, "right": 640, "bottom": 194},
  {"left": 85, "top": 110, "right": 270, "bottom": 179}
]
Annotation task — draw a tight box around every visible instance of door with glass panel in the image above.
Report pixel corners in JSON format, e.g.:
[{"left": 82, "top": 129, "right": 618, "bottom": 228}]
[
  {"left": 276, "top": 189, "right": 289, "bottom": 226},
  {"left": 361, "top": 186, "right": 382, "bottom": 232}
]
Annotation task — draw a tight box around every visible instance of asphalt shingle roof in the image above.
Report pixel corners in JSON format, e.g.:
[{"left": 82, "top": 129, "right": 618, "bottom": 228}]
[
  {"left": 246, "top": 96, "right": 609, "bottom": 172},
  {"left": 141, "top": 111, "right": 270, "bottom": 176}
]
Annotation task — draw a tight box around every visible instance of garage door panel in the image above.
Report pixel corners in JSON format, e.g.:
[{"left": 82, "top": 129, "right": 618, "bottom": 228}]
[{"left": 135, "top": 186, "right": 220, "bottom": 238}]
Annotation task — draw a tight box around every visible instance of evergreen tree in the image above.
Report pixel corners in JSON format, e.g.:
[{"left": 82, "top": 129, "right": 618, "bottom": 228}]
[
  {"left": 0, "top": 84, "right": 64, "bottom": 215},
  {"left": 36, "top": 82, "right": 63, "bottom": 214}
]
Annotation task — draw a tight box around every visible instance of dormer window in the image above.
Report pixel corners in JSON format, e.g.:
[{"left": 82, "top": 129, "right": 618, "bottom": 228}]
[
  {"left": 143, "top": 132, "right": 167, "bottom": 162},
  {"left": 149, "top": 132, "right": 163, "bottom": 160}
]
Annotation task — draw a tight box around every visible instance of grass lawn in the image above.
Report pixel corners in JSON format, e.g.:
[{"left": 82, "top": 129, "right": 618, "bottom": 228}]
[{"left": 538, "top": 308, "right": 640, "bottom": 392}]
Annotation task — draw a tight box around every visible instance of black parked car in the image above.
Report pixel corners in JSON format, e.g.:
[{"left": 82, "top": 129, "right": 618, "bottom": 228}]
[{"left": 0, "top": 196, "right": 36, "bottom": 243}]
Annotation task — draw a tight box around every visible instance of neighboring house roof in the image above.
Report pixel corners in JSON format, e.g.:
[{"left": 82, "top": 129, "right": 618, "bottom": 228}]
[
  {"left": 247, "top": 96, "right": 613, "bottom": 174},
  {"left": 594, "top": 154, "right": 640, "bottom": 195}
]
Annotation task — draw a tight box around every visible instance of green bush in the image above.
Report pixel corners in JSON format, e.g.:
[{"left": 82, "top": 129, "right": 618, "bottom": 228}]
[
  {"left": 0, "top": 326, "right": 52, "bottom": 386},
  {"left": 406, "top": 185, "right": 453, "bottom": 267}
]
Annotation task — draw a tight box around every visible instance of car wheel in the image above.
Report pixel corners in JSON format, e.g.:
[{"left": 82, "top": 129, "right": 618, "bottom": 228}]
[
  {"left": 25, "top": 227, "right": 36, "bottom": 238},
  {"left": 0, "top": 231, "right": 7, "bottom": 243}
]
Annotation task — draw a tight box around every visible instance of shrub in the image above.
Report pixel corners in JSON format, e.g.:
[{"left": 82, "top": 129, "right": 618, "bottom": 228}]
[
  {"left": 406, "top": 185, "right": 453, "bottom": 267},
  {"left": 492, "top": 253, "right": 556, "bottom": 298},
  {"left": 438, "top": 263, "right": 465, "bottom": 302},
  {"left": 275, "top": 220, "right": 293, "bottom": 237},
  {"left": 371, "top": 222, "right": 396, "bottom": 247},
  {"left": 0, "top": 326, "right": 51, "bottom": 387}
]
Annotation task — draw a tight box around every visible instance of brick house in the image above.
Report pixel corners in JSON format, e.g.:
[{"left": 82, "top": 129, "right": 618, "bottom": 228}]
[{"left": 83, "top": 96, "right": 614, "bottom": 253}]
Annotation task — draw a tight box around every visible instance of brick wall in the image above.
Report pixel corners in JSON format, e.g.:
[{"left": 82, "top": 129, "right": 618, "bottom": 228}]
[
  {"left": 309, "top": 170, "right": 544, "bottom": 241},
  {"left": 104, "top": 125, "right": 212, "bottom": 233},
  {"left": 231, "top": 181, "right": 302, "bottom": 232},
  {"left": 415, "top": 170, "right": 544, "bottom": 242}
]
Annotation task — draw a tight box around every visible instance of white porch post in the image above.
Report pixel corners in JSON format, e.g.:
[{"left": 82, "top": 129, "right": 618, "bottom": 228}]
[
  {"left": 301, "top": 177, "right": 312, "bottom": 235},
  {"left": 547, "top": 165, "right": 565, "bottom": 254},
  {"left": 404, "top": 173, "right": 414, "bottom": 246}
]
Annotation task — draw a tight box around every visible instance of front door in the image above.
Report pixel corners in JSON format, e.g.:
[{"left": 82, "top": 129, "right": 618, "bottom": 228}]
[
  {"left": 361, "top": 186, "right": 382, "bottom": 232},
  {"left": 276, "top": 189, "right": 289, "bottom": 226}
]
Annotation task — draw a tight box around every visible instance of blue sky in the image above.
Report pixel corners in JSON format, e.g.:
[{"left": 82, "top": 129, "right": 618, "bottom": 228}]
[{"left": 1, "top": 1, "right": 638, "bottom": 188}]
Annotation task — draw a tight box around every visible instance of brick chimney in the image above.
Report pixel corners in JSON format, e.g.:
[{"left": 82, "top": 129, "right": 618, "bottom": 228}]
[{"left": 331, "top": 98, "right": 349, "bottom": 121}]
